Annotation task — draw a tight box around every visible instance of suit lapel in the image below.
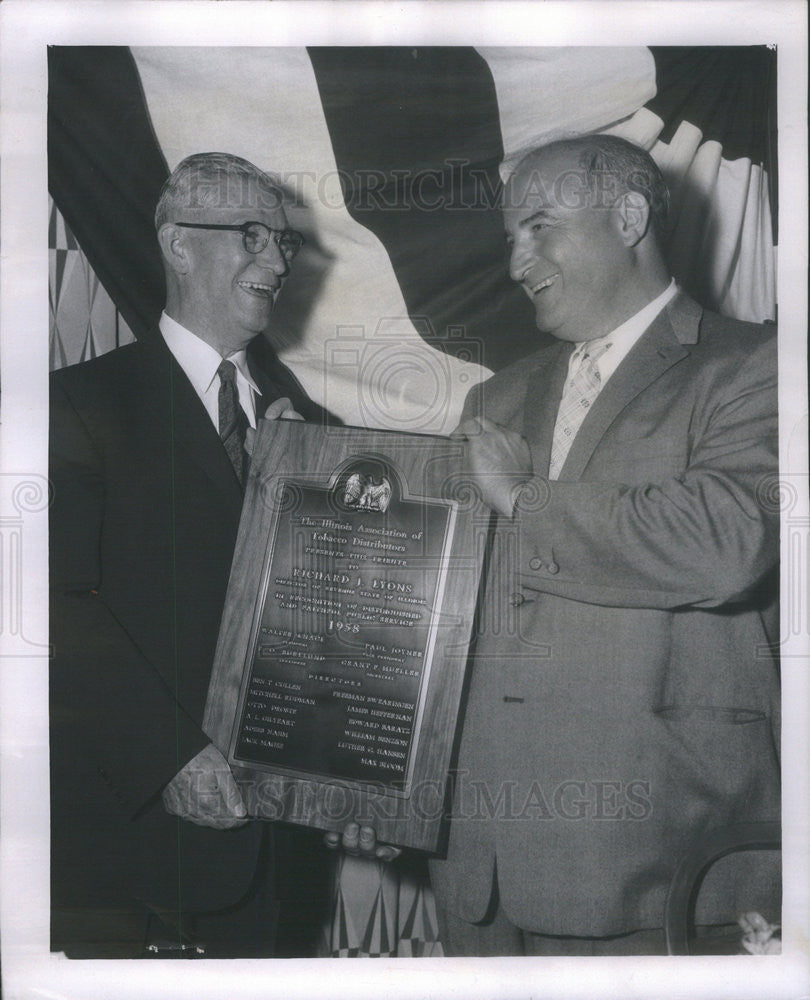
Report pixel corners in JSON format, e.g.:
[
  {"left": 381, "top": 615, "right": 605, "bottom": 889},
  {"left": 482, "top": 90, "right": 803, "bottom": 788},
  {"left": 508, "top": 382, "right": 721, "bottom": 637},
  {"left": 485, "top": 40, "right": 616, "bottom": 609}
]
[
  {"left": 248, "top": 360, "right": 282, "bottom": 418},
  {"left": 247, "top": 335, "right": 303, "bottom": 417},
  {"left": 136, "top": 336, "right": 245, "bottom": 515},
  {"left": 521, "top": 339, "right": 573, "bottom": 477},
  {"left": 557, "top": 295, "right": 700, "bottom": 482}
]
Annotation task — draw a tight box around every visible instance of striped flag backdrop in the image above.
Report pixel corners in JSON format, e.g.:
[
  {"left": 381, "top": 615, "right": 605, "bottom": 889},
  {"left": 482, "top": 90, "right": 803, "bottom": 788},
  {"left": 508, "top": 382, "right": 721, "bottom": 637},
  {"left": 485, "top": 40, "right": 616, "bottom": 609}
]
[
  {"left": 47, "top": 45, "right": 778, "bottom": 956},
  {"left": 49, "top": 45, "right": 776, "bottom": 431}
]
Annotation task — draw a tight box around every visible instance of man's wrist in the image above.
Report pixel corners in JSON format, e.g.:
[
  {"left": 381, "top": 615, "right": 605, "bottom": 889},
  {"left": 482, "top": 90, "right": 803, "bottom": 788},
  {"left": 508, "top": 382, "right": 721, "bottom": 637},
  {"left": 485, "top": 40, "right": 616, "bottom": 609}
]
[
  {"left": 509, "top": 478, "right": 533, "bottom": 516},
  {"left": 510, "top": 476, "right": 552, "bottom": 518}
]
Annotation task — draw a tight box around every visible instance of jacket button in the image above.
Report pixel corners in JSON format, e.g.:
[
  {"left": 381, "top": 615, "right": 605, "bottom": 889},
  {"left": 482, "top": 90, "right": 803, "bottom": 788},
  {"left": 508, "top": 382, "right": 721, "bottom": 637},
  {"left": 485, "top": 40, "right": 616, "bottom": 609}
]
[
  {"left": 529, "top": 557, "right": 543, "bottom": 570},
  {"left": 509, "top": 592, "right": 525, "bottom": 607}
]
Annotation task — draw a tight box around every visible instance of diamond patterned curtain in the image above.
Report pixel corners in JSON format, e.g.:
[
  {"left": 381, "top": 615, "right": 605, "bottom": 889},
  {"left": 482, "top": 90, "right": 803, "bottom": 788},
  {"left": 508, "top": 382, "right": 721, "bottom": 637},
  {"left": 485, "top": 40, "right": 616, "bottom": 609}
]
[{"left": 49, "top": 198, "right": 135, "bottom": 370}]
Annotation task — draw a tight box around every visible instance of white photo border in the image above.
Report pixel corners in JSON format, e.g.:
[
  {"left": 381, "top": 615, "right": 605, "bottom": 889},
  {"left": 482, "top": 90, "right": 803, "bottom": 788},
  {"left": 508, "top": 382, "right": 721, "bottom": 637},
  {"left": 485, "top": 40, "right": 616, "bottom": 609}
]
[{"left": 1, "top": 2, "right": 807, "bottom": 998}]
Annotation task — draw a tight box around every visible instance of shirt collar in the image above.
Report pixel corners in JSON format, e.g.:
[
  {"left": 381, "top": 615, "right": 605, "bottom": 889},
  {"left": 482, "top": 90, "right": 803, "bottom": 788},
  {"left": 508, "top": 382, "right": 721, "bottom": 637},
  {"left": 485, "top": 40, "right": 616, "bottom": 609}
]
[
  {"left": 159, "top": 312, "right": 260, "bottom": 397},
  {"left": 571, "top": 279, "right": 679, "bottom": 380}
]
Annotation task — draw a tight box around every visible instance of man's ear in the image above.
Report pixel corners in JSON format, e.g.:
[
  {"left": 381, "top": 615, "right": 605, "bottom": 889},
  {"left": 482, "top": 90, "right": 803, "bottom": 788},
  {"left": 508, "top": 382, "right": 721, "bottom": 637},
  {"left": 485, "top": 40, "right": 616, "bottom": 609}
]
[
  {"left": 157, "top": 224, "right": 192, "bottom": 275},
  {"left": 615, "top": 191, "right": 651, "bottom": 247}
]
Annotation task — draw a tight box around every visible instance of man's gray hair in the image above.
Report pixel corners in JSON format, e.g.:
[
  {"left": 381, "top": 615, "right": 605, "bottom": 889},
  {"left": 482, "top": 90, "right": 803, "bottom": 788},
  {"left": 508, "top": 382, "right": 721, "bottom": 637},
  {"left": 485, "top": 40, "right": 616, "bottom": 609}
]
[
  {"left": 514, "top": 134, "right": 670, "bottom": 243},
  {"left": 154, "top": 152, "right": 282, "bottom": 230}
]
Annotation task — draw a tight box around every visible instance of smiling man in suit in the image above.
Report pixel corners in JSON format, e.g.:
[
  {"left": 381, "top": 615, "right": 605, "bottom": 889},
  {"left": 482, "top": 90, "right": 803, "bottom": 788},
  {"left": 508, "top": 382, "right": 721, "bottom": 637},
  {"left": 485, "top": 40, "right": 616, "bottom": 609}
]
[
  {"left": 427, "top": 135, "right": 781, "bottom": 955},
  {"left": 50, "top": 152, "right": 329, "bottom": 958}
]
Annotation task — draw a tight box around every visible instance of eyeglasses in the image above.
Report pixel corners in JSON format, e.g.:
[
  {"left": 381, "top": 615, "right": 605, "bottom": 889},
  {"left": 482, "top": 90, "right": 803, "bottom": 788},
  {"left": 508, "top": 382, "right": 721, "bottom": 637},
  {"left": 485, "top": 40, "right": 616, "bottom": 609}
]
[{"left": 174, "top": 221, "right": 305, "bottom": 261}]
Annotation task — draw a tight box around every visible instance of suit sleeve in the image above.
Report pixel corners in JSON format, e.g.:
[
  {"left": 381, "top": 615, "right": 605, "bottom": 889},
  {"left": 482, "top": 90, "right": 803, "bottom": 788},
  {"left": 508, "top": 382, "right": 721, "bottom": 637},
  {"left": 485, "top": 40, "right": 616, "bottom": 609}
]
[
  {"left": 50, "top": 376, "right": 210, "bottom": 817},
  {"left": 508, "top": 335, "right": 779, "bottom": 610}
]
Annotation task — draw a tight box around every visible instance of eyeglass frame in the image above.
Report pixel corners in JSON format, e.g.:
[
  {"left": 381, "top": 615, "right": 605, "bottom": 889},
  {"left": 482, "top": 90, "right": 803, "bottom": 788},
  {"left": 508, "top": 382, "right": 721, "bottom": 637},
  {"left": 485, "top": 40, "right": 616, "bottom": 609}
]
[{"left": 173, "top": 221, "right": 305, "bottom": 260}]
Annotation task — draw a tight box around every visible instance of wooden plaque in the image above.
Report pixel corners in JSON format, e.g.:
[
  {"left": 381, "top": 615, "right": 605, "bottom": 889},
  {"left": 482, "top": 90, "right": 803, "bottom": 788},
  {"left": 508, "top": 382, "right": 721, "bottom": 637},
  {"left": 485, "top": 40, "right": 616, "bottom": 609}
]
[{"left": 203, "top": 420, "right": 486, "bottom": 852}]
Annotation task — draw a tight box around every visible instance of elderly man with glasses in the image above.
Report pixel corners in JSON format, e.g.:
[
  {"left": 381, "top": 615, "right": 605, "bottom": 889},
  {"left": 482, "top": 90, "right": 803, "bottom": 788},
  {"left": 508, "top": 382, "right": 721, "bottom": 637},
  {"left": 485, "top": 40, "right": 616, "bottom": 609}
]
[{"left": 49, "top": 153, "right": 331, "bottom": 958}]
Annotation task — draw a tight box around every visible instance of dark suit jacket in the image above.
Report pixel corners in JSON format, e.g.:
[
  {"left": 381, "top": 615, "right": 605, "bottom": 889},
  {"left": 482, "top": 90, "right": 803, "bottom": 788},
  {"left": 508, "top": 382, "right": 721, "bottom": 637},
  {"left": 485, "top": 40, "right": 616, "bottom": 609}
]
[
  {"left": 49, "top": 333, "right": 329, "bottom": 925},
  {"left": 430, "top": 294, "right": 781, "bottom": 936}
]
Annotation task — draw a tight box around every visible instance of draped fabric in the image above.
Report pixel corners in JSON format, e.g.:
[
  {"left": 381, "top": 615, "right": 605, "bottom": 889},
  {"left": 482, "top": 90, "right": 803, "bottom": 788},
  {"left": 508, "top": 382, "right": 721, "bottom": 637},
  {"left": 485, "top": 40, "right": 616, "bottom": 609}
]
[
  {"left": 47, "top": 45, "right": 778, "bottom": 958},
  {"left": 49, "top": 201, "right": 135, "bottom": 369},
  {"left": 49, "top": 45, "right": 776, "bottom": 427}
]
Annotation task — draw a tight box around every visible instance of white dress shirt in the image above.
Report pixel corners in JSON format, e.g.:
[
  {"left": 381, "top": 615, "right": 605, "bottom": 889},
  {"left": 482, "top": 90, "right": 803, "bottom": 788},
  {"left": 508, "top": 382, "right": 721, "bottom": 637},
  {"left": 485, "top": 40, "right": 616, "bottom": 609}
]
[
  {"left": 564, "top": 279, "right": 679, "bottom": 386},
  {"left": 159, "top": 312, "right": 260, "bottom": 430}
]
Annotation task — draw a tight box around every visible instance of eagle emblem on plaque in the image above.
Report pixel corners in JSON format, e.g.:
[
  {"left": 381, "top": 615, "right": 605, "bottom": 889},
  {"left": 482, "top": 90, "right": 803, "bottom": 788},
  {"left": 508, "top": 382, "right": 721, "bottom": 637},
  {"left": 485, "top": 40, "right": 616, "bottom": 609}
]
[{"left": 343, "top": 472, "right": 392, "bottom": 513}]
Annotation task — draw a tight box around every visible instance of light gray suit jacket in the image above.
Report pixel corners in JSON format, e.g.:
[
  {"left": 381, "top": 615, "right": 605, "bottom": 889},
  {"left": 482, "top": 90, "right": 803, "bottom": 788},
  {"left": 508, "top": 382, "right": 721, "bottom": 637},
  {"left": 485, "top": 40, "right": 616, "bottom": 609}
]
[{"left": 429, "top": 294, "right": 780, "bottom": 936}]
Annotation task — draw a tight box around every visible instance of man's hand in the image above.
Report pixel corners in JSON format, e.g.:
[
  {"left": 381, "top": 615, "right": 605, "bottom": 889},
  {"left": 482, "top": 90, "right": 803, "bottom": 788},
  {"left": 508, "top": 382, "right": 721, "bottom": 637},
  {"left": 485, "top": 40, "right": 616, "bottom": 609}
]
[
  {"left": 162, "top": 743, "right": 249, "bottom": 830},
  {"left": 453, "top": 416, "right": 533, "bottom": 517},
  {"left": 245, "top": 397, "right": 304, "bottom": 455},
  {"left": 323, "top": 822, "right": 402, "bottom": 863},
  {"left": 263, "top": 396, "right": 304, "bottom": 422}
]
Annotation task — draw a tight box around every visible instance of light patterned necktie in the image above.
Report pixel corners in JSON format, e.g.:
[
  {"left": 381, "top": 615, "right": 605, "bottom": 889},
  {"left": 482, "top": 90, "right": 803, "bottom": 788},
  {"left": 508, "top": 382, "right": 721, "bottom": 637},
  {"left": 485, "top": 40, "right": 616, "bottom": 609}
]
[
  {"left": 548, "top": 340, "right": 613, "bottom": 479},
  {"left": 217, "top": 359, "right": 249, "bottom": 487}
]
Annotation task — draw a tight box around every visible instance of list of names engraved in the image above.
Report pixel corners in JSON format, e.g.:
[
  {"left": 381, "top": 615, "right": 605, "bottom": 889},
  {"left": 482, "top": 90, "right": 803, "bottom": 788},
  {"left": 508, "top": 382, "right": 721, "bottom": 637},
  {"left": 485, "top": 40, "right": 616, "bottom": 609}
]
[{"left": 232, "top": 477, "right": 454, "bottom": 789}]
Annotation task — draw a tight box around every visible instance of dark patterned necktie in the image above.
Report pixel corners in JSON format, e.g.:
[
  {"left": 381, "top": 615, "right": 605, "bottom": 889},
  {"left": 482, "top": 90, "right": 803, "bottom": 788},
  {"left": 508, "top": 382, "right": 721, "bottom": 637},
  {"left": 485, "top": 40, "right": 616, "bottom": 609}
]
[{"left": 217, "top": 359, "right": 249, "bottom": 487}]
